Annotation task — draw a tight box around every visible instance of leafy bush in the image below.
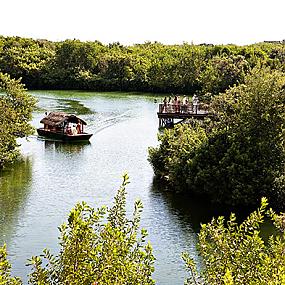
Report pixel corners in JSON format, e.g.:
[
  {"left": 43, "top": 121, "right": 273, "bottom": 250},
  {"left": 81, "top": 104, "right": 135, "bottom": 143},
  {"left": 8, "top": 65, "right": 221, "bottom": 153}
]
[
  {"left": 183, "top": 198, "right": 285, "bottom": 285},
  {"left": 148, "top": 121, "right": 208, "bottom": 187},
  {"left": 27, "top": 174, "right": 155, "bottom": 285},
  {"left": 0, "top": 244, "right": 22, "bottom": 285}
]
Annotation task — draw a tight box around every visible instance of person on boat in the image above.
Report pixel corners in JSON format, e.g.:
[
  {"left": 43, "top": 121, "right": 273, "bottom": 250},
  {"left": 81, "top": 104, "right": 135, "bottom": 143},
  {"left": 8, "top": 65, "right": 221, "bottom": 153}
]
[
  {"left": 71, "top": 124, "right": 77, "bottom": 135},
  {"left": 76, "top": 122, "right": 81, "bottom": 134},
  {"left": 65, "top": 124, "right": 72, "bottom": 135}
]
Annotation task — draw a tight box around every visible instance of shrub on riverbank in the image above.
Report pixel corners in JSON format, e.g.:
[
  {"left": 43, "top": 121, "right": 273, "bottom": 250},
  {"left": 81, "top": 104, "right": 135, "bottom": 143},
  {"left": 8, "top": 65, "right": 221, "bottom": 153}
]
[
  {"left": 0, "top": 73, "right": 36, "bottom": 168},
  {"left": 149, "top": 67, "right": 285, "bottom": 208},
  {"left": 0, "top": 244, "right": 21, "bottom": 284},
  {"left": 184, "top": 198, "right": 285, "bottom": 284}
]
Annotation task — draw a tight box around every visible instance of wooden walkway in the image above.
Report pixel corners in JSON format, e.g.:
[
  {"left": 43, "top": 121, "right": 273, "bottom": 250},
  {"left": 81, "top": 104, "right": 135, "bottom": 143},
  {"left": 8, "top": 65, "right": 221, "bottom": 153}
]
[{"left": 157, "top": 103, "right": 209, "bottom": 127}]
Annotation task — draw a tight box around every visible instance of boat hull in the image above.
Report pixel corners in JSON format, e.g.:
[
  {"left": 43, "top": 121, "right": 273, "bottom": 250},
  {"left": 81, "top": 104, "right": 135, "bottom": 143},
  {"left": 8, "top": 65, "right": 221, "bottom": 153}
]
[{"left": 37, "top": 128, "right": 93, "bottom": 141}]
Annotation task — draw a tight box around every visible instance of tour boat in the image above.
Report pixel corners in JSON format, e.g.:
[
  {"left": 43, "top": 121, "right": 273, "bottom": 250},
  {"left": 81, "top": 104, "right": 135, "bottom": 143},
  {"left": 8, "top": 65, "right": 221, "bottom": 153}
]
[{"left": 37, "top": 112, "right": 93, "bottom": 142}]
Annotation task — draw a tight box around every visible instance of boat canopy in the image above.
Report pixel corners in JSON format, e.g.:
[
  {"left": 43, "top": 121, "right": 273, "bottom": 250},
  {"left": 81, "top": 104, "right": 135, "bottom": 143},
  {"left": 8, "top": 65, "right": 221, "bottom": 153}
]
[{"left": 40, "top": 112, "right": 87, "bottom": 127}]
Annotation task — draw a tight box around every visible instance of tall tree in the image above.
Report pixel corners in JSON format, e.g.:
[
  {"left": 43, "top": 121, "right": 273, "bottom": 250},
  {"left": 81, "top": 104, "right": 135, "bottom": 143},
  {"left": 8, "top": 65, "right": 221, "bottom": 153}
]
[{"left": 0, "top": 73, "right": 36, "bottom": 168}]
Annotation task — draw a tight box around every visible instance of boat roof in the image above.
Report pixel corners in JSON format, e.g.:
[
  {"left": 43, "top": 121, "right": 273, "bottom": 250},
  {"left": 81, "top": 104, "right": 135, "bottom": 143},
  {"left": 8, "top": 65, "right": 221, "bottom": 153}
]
[{"left": 40, "top": 112, "right": 87, "bottom": 126}]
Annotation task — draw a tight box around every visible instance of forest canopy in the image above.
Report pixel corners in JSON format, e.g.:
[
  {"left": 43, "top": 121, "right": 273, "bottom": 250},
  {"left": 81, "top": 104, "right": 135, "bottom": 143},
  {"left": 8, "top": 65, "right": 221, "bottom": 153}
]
[{"left": 0, "top": 35, "right": 284, "bottom": 94}]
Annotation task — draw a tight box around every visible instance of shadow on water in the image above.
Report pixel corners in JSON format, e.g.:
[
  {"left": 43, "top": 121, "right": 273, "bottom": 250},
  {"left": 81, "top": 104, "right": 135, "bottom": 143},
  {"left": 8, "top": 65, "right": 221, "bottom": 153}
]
[
  {"left": 55, "top": 98, "right": 93, "bottom": 115},
  {"left": 150, "top": 180, "right": 226, "bottom": 233},
  {"left": 0, "top": 158, "right": 33, "bottom": 245},
  {"left": 34, "top": 96, "right": 93, "bottom": 115},
  {"left": 150, "top": 179, "right": 276, "bottom": 235}
]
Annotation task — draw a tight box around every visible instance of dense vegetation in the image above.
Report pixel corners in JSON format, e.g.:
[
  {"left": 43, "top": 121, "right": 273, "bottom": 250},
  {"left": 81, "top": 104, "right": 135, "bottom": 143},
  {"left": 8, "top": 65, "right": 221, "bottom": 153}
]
[
  {"left": 149, "top": 67, "right": 285, "bottom": 208},
  {"left": 0, "top": 244, "right": 22, "bottom": 284},
  {"left": 0, "top": 73, "right": 36, "bottom": 168},
  {"left": 0, "top": 35, "right": 284, "bottom": 94}
]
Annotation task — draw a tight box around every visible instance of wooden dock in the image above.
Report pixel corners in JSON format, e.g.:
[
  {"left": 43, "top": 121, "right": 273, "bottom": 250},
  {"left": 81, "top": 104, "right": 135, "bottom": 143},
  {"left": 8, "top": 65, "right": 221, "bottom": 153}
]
[{"left": 157, "top": 103, "right": 209, "bottom": 127}]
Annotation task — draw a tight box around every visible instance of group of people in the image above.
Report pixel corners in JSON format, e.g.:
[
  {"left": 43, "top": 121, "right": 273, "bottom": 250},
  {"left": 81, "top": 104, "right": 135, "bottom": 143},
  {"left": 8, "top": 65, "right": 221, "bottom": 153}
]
[
  {"left": 65, "top": 122, "right": 81, "bottom": 135},
  {"left": 162, "top": 94, "right": 199, "bottom": 113}
]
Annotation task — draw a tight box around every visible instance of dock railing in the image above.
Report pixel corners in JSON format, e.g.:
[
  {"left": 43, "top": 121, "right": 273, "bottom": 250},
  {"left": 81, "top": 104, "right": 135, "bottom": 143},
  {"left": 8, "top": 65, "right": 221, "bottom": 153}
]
[
  {"left": 158, "top": 103, "right": 199, "bottom": 114},
  {"left": 157, "top": 103, "right": 209, "bottom": 127}
]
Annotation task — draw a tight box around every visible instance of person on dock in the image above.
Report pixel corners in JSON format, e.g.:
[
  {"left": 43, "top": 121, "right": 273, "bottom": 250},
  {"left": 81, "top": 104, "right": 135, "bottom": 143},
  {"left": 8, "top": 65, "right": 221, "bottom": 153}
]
[
  {"left": 163, "top": 97, "right": 168, "bottom": 112},
  {"left": 177, "top": 96, "right": 181, "bottom": 113},
  {"left": 173, "top": 96, "right": 179, "bottom": 113},
  {"left": 168, "top": 96, "right": 173, "bottom": 112},
  {"left": 192, "top": 94, "right": 199, "bottom": 114},
  {"left": 181, "top": 95, "right": 188, "bottom": 113}
]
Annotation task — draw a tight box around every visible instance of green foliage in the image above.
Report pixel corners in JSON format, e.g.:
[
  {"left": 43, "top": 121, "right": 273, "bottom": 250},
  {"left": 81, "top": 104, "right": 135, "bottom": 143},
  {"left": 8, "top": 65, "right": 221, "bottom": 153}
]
[
  {"left": 199, "top": 54, "right": 249, "bottom": 95},
  {"left": 27, "top": 174, "right": 155, "bottom": 285},
  {"left": 184, "top": 198, "right": 285, "bottom": 285},
  {"left": 149, "top": 67, "right": 285, "bottom": 207},
  {"left": 0, "top": 36, "right": 55, "bottom": 88},
  {"left": 0, "top": 35, "right": 285, "bottom": 93},
  {"left": 0, "top": 73, "right": 36, "bottom": 168},
  {"left": 0, "top": 244, "right": 22, "bottom": 285},
  {"left": 182, "top": 252, "right": 201, "bottom": 285},
  {"left": 148, "top": 121, "right": 208, "bottom": 187}
]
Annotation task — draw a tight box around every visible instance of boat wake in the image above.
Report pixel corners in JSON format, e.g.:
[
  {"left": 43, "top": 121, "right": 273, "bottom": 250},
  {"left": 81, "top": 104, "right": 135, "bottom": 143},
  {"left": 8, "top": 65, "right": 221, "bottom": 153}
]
[{"left": 86, "top": 110, "right": 135, "bottom": 134}]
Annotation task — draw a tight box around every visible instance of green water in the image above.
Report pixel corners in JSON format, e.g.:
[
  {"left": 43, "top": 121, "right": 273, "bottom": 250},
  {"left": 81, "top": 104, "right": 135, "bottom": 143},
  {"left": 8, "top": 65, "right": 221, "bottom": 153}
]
[{"left": 0, "top": 90, "right": 235, "bottom": 284}]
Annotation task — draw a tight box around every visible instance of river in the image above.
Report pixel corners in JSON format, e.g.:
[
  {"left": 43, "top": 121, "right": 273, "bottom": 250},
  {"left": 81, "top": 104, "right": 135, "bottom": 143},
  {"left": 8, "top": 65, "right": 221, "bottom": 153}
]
[{"left": 0, "top": 90, "right": 221, "bottom": 285}]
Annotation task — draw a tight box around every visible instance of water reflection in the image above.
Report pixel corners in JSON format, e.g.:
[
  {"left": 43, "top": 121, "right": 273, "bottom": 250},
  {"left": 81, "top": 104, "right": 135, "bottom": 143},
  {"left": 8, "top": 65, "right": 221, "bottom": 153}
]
[
  {"left": 150, "top": 179, "right": 276, "bottom": 242},
  {"left": 150, "top": 180, "right": 227, "bottom": 232},
  {"left": 43, "top": 140, "right": 91, "bottom": 154},
  {"left": 0, "top": 158, "right": 32, "bottom": 245},
  {"left": 148, "top": 180, "right": 255, "bottom": 284},
  {"left": 146, "top": 181, "right": 202, "bottom": 284}
]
